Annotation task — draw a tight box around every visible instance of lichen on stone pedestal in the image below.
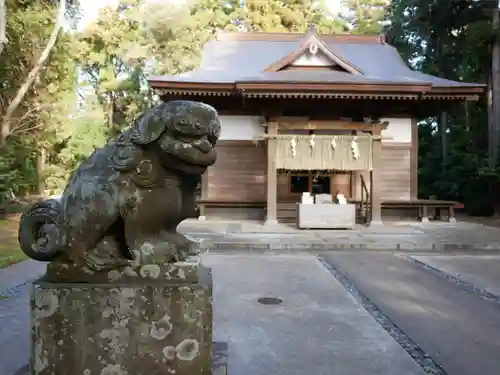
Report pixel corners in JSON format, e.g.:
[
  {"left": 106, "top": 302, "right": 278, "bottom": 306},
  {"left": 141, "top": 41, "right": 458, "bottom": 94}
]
[
  {"left": 30, "top": 255, "right": 212, "bottom": 375},
  {"left": 44, "top": 235, "right": 204, "bottom": 284}
]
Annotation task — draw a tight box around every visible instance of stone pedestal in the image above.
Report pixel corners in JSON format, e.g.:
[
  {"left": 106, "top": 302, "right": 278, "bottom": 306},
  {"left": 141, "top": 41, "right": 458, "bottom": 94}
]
[{"left": 29, "top": 257, "right": 212, "bottom": 375}]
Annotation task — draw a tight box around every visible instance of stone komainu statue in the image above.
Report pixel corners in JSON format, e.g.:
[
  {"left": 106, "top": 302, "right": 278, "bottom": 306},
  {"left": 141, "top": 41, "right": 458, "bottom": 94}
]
[{"left": 18, "top": 100, "right": 220, "bottom": 272}]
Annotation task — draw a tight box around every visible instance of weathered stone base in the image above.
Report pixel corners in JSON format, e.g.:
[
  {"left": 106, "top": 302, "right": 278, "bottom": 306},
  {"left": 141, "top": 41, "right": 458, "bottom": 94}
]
[
  {"left": 29, "top": 263, "right": 212, "bottom": 375},
  {"left": 16, "top": 341, "right": 226, "bottom": 375}
]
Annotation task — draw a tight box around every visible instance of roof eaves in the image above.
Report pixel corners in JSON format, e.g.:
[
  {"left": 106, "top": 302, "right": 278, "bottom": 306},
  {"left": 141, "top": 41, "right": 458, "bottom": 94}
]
[
  {"left": 429, "top": 84, "right": 486, "bottom": 94},
  {"left": 235, "top": 81, "right": 432, "bottom": 93},
  {"left": 148, "top": 79, "right": 236, "bottom": 92}
]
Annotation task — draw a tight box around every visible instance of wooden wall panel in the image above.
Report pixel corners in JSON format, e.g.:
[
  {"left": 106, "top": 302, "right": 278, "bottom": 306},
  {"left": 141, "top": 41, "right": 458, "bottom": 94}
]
[
  {"left": 277, "top": 172, "right": 292, "bottom": 202},
  {"left": 205, "top": 142, "right": 412, "bottom": 203},
  {"left": 380, "top": 144, "right": 411, "bottom": 200},
  {"left": 206, "top": 141, "right": 266, "bottom": 201}
]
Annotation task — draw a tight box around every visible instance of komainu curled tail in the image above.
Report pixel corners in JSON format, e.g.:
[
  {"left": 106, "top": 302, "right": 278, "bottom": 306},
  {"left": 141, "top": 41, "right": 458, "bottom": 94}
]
[{"left": 18, "top": 199, "right": 68, "bottom": 262}]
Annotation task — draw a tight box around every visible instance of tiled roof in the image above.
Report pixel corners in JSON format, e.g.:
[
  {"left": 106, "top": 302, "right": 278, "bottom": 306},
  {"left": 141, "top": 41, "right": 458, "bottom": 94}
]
[{"left": 148, "top": 32, "right": 483, "bottom": 89}]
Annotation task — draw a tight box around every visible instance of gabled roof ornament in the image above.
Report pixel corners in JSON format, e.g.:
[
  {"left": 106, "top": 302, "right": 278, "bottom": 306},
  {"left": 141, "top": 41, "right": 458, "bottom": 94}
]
[
  {"left": 262, "top": 23, "right": 363, "bottom": 74},
  {"left": 308, "top": 42, "right": 318, "bottom": 55}
]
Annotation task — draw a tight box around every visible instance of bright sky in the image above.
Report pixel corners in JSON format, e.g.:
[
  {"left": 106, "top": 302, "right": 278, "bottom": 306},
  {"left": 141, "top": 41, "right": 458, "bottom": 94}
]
[{"left": 79, "top": 0, "right": 344, "bottom": 27}]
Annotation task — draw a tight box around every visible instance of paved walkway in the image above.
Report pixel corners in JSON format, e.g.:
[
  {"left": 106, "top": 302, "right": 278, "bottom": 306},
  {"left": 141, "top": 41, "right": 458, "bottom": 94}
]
[
  {"left": 204, "top": 254, "right": 424, "bottom": 375},
  {"left": 408, "top": 254, "right": 500, "bottom": 298},
  {"left": 322, "top": 252, "right": 500, "bottom": 375},
  {"left": 0, "top": 260, "right": 45, "bottom": 296},
  {"left": 2, "top": 254, "right": 426, "bottom": 375},
  {"left": 0, "top": 287, "right": 31, "bottom": 375},
  {"left": 2, "top": 252, "right": 500, "bottom": 375},
  {"left": 2, "top": 222, "right": 500, "bottom": 375}
]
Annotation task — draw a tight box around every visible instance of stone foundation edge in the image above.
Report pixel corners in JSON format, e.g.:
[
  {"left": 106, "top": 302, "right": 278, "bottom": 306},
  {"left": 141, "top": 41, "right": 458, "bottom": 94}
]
[{"left": 200, "top": 242, "right": 500, "bottom": 251}]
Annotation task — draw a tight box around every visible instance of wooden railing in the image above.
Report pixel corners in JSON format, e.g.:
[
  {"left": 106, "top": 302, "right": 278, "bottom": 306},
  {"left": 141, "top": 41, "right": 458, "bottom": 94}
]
[{"left": 359, "top": 174, "right": 371, "bottom": 224}]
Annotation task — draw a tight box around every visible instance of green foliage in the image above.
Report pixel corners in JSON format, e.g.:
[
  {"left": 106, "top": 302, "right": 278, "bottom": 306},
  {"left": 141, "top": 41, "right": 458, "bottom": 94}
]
[
  {"left": 7, "top": 0, "right": 499, "bottom": 220},
  {"left": 71, "top": 0, "right": 352, "bottom": 132},
  {"left": 0, "top": 0, "right": 79, "bottom": 198},
  {"left": 43, "top": 90, "right": 108, "bottom": 193},
  {"left": 0, "top": 140, "right": 37, "bottom": 203},
  {"left": 231, "top": 0, "right": 348, "bottom": 33},
  {"left": 344, "top": 0, "right": 390, "bottom": 34},
  {"left": 386, "top": 0, "right": 498, "bottom": 215},
  {"left": 73, "top": 1, "right": 151, "bottom": 129},
  {"left": 0, "top": 0, "right": 389, "bottom": 202}
]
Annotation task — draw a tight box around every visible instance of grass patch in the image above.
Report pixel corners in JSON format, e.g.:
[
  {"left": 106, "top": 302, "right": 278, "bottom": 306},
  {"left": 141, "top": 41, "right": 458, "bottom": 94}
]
[{"left": 0, "top": 214, "right": 26, "bottom": 269}]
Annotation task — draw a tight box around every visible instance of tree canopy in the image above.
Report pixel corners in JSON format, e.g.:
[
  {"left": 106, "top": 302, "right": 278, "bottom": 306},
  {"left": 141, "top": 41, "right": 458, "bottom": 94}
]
[
  {"left": 386, "top": 0, "right": 499, "bottom": 214},
  {"left": 0, "top": 0, "right": 498, "bottom": 217}
]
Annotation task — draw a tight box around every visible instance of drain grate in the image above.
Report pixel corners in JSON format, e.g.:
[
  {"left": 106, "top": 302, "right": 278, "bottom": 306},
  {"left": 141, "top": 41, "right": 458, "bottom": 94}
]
[{"left": 257, "top": 297, "right": 283, "bottom": 305}]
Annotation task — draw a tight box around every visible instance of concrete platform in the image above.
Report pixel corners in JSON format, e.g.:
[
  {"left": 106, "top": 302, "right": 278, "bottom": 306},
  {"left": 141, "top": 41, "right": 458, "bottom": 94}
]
[
  {"left": 203, "top": 254, "right": 425, "bottom": 375},
  {"left": 322, "top": 252, "right": 500, "bottom": 375},
  {"left": 178, "top": 219, "right": 500, "bottom": 250},
  {"left": 408, "top": 255, "right": 500, "bottom": 298}
]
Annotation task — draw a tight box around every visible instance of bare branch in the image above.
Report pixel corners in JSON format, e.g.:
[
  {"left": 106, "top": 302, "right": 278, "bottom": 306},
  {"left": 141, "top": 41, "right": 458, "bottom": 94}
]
[
  {"left": 10, "top": 121, "right": 48, "bottom": 135},
  {"left": 0, "top": 0, "right": 66, "bottom": 147},
  {"left": 9, "top": 105, "right": 42, "bottom": 133},
  {"left": 77, "top": 90, "right": 85, "bottom": 101},
  {"left": 0, "top": 0, "right": 7, "bottom": 57}
]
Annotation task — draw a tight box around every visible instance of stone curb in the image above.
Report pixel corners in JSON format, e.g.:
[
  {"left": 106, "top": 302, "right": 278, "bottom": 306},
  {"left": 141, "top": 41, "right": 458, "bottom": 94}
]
[
  {"left": 405, "top": 255, "right": 500, "bottom": 304},
  {"left": 201, "top": 242, "right": 500, "bottom": 251}
]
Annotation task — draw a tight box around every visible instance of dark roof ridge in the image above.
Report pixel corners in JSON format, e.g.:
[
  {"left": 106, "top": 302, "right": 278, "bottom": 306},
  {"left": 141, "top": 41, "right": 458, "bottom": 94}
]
[{"left": 215, "top": 30, "right": 386, "bottom": 44}]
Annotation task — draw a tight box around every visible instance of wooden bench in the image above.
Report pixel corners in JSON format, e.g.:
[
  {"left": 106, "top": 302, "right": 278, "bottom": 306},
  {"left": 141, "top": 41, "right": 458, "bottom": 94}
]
[
  {"left": 382, "top": 199, "right": 459, "bottom": 223},
  {"left": 196, "top": 200, "right": 266, "bottom": 220},
  {"left": 197, "top": 200, "right": 266, "bottom": 209},
  {"left": 196, "top": 199, "right": 461, "bottom": 223}
]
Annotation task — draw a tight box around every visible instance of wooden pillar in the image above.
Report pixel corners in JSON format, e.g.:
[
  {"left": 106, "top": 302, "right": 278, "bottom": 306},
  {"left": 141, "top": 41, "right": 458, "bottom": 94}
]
[
  {"left": 410, "top": 118, "right": 418, "bottom": 199},
  {"left": 198, "top": 170, "right": 209, "bottom": 221},
  {"left": 370, "top": 133, "right": 383, "bottom": 225},
  {"left": 351, "top": 172, "right": 358, "bottom": 200},
  {"left": 265, "top": 120, "right": 278, "bottom": 225}
]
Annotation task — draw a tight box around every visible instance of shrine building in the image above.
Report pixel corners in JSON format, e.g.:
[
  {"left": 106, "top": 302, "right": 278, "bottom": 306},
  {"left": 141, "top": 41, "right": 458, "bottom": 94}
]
[{"left": 148, "top": 27, "right": 484, "bottom": 227}]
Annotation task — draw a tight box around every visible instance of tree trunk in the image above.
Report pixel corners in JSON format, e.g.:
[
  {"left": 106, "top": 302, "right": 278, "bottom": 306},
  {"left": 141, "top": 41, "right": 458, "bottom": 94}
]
[
  {"left": 108, "top": 93, "right": 114, "bottom": 128},
  {"left": 35, "top": 148, "right": 45, "bottom": 196},
  {"left": 107, "top": 92, "right": 119, "bottom": 135},
  {"left": 490, "top": 8, "right": 500, "bottom": 167},
  {"left": 464, "top": 102, "right": 470, "bottom": 132},
  {"left": 0, "top": 0, "right": 66, "bottom": 147},
  {"left": 0, "top": 0, "right": 6, "bottom": 57},
  {"left": 440, "top": 111, "right": 447, "bottom": 170},
  {"left": 490, "top": 8, "right": 500, "bottom": 217},
  {"left": 488, "top": 73, "right": 494, "bottom": 152}
]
